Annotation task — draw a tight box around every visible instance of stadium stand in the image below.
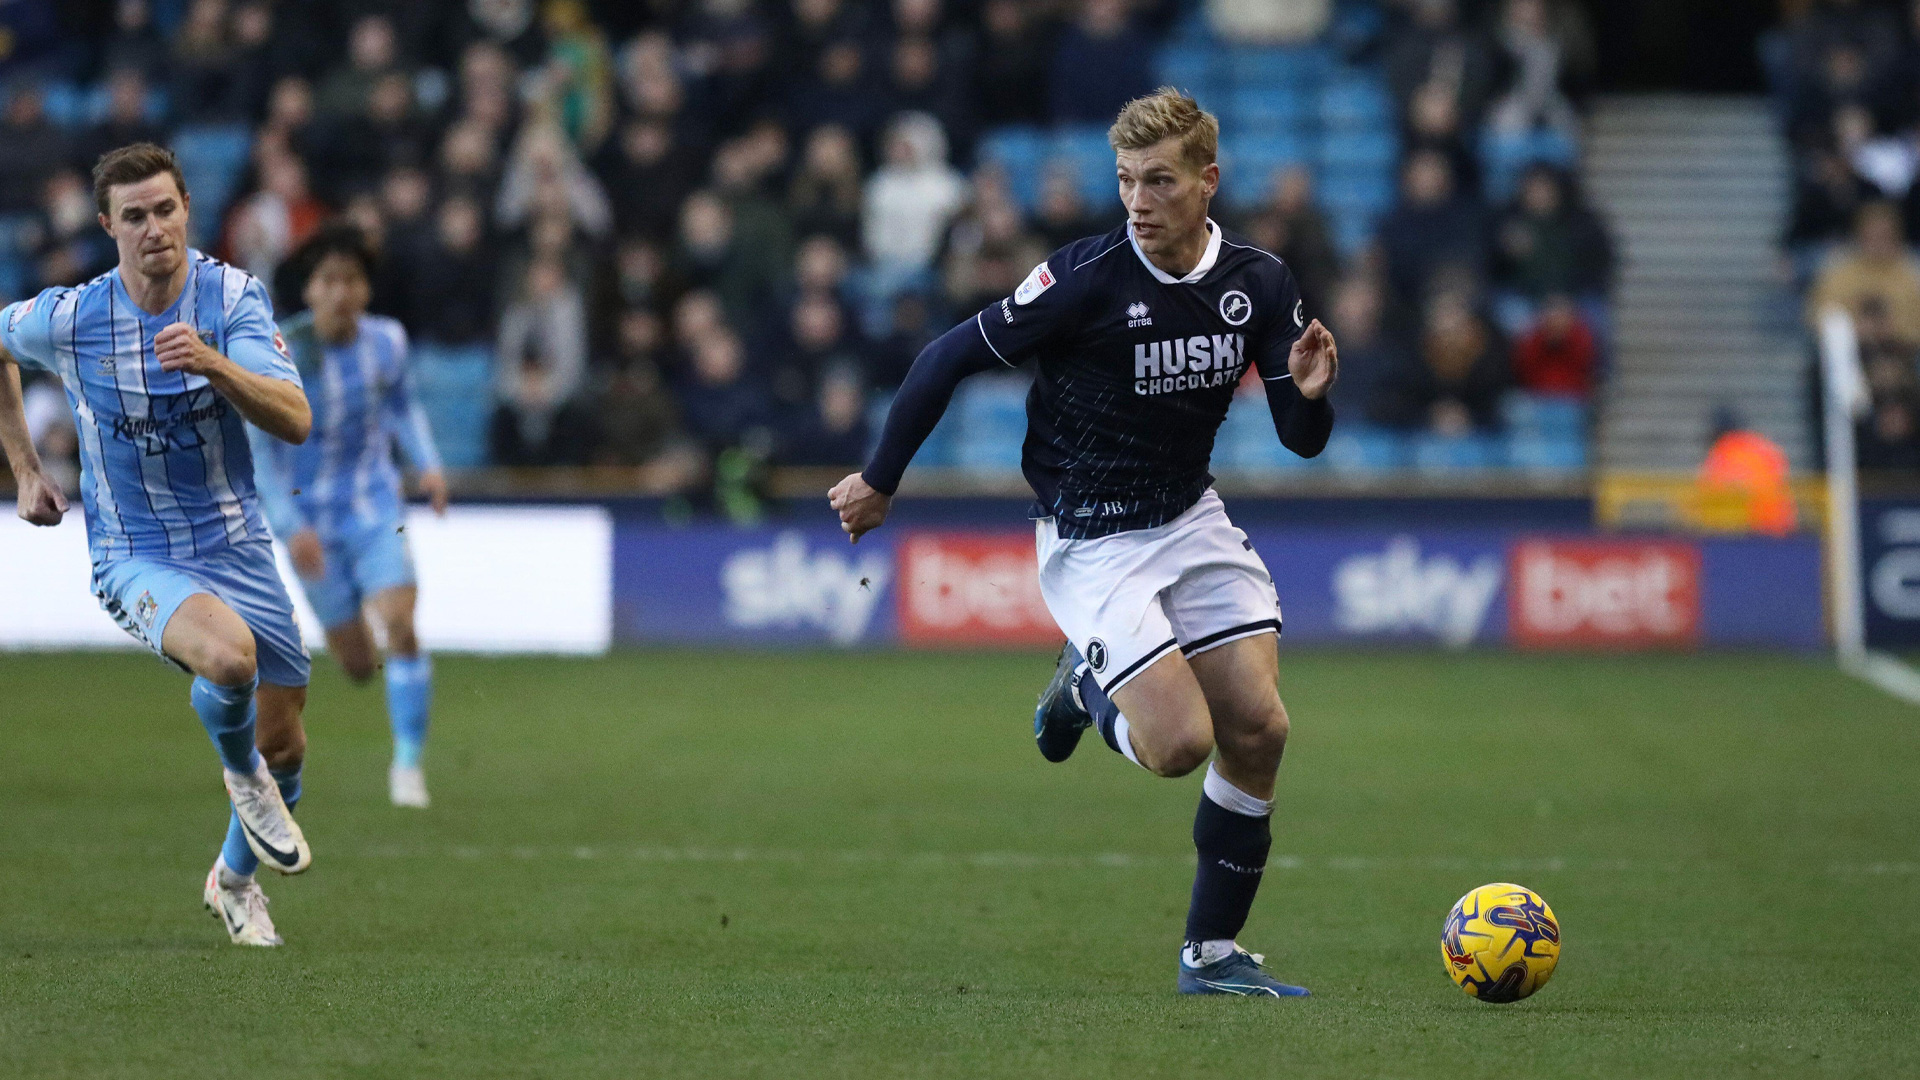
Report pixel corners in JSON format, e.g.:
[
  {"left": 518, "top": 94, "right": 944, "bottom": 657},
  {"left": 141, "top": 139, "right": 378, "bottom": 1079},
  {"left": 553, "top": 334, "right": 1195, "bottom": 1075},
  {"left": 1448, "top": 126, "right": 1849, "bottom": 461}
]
[{"left": 0, "top": 0, "right": 1614, "bottom": 502}]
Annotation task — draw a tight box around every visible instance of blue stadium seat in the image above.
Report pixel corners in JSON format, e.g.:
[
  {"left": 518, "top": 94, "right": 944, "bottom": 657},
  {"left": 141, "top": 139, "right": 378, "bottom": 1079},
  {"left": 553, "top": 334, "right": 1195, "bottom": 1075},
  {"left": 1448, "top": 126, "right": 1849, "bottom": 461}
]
[
  {"left": 1409, "top": 432, "right": 1502, "bottom": 473},
  {"left": 1323, "top": 422, "right": 1409, "bottom": 472},
  {"left": 951, "top": 377, "right": 1030, "bottom": 472},
  {"left": 1318, "top": 128, "right": 1397, "bottom": 170},
  {"left": 1157, "top": 44, "right": 1220, "bottom": 98},
  {"left": 39, "top": 83, "right": 87, "bottom": 127},
  {"left": 410, "top": 344, "right": 494, "bottom": 468},
  {"left": 1317, "top": 166, "right": 1396, "bottom": 214},
  {"left": 976, "top": 126, "right": 1047, "bottom": 209},
  {"left": 1506, "top": 431, "right": 1588, "bottom": 472},
  {"left": 173, "top": 125, "right": 253, "bottom": 246},
  {"left": 1318, "top": 76, "right": 1393, "bottom": 130},
  {"left": 1215, "top": 392, "right": 1311, "bottom": 472},
  {"left": 1227, "top": 46, "right": 1331, "bottom": 89},
  {"left": 1327, "top": 213, "right": 1377, "bottom": 258},
  {"left": 1220, "top": 133, "right": 1312, "bottom": 209},
  {"left": 1228, "top": 85, "right": 1312, "bottom": 134},
  {"left": 0, "top": 255, "right": 28, "bottom": 304},
  {"left": 1479, "top": 127, "right": 1579, "bottom": 202},
  {"left": 1501, "top": 391, "right": 1588, "bottom": 438},
  {"left": 1050, "top": 126, "right": 1121, "bottom": 206}
]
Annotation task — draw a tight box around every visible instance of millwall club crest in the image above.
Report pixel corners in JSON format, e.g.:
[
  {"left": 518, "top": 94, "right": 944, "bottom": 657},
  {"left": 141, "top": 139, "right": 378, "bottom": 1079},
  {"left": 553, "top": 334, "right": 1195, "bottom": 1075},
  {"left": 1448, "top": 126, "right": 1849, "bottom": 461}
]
[
  {"left": 1014, "top": 261, "right": 1056, "bottom": 305},
  {"left": 1219, "top": 290, "right": 1252, "bottom": 326},
  {"left": 1085, "top": 638, "right": 1109, "bottom": 673},
  {"left": 135, "top": 591, "right": 157, "bottom": 626},
  {"left": 1126, "top": 301, "right": 1152, "bottom": 328}
]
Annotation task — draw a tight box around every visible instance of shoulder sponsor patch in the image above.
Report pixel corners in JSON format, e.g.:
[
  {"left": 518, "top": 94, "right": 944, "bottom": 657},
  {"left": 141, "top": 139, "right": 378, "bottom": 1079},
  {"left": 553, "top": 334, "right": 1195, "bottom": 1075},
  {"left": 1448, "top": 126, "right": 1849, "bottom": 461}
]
[
  {"left": 1014, "top": 261, "right": 1056, "bottom": 306},
  {"left": 1293, "top": 299, "right": 1304, "bottom": 328},
  {"left": 272, "top": 330, "right": 292, "bottom": 359},
  {"left": 7, "top": 295, "right": 35, "bottom": 332}
]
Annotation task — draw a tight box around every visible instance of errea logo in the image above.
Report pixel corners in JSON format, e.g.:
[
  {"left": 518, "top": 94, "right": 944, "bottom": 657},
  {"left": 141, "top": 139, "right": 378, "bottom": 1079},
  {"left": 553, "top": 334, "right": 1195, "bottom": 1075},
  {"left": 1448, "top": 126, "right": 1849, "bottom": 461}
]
[{"left": 1126, "top": 301, "right": 1152, "bottom": 328}]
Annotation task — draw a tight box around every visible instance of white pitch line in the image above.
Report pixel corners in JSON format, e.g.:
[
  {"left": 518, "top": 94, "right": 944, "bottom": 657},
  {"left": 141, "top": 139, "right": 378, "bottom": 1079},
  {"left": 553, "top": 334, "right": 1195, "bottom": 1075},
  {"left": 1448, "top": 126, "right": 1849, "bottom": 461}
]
[
  {"left": 318, "top": 846, "right": 1920, "bottom": 876},
  {"left": 5, "top": 845, "right": 1910, "bottom": 876}
]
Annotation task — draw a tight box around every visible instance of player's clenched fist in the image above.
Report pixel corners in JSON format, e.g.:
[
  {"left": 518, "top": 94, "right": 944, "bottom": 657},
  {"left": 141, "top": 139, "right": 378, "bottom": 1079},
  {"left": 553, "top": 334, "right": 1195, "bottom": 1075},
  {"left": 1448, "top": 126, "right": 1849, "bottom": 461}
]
[
  {"left": 1287, "top": 319, "right": 1338, "bottom": 401},
  {"left": 14, "top": 468, "right": 67, "bottom": 525},
  {"left": 154, "top": 322, "right": 225, "bottom": 376},
  {"left": 828, "top": 472, "right": 890, "bottom": 543}
]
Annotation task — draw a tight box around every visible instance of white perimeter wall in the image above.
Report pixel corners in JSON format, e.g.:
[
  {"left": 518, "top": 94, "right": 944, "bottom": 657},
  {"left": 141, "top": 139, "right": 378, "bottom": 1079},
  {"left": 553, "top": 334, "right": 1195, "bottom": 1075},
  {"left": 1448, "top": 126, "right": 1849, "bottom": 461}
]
[{"left": 0, "top": 505, "right": 611, "bottom": 654}]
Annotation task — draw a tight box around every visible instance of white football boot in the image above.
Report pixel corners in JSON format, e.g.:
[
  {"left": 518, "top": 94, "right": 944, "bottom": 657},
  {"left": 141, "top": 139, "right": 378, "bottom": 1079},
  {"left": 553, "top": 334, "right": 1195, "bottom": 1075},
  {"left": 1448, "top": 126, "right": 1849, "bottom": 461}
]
[
  {"left": 224, "top": 760, "right": 310, "bottom": 874},
  {"left": 389, "top": 764, "right": 430, "bottom": 809},
  {"left": 204, "top": 861, "right": 282, "bottom": 947}
]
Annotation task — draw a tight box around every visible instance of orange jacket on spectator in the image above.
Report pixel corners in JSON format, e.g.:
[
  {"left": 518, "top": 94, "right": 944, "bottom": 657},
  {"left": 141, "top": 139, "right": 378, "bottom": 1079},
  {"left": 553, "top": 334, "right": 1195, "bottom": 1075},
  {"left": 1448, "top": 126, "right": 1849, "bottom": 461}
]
[{"left": 1699, "top": 429, "right": 1796, "bottom": 536}]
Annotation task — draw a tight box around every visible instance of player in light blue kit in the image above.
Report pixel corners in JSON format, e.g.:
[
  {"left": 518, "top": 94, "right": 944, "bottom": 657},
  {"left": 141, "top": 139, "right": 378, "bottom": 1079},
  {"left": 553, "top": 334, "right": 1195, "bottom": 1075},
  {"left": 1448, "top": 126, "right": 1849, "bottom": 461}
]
[
  {"left": 250, "top": 225, "right": 447, "bottom": 808},
  {"left": 0, "top": 144, "right": 315, "bottom": 946}
]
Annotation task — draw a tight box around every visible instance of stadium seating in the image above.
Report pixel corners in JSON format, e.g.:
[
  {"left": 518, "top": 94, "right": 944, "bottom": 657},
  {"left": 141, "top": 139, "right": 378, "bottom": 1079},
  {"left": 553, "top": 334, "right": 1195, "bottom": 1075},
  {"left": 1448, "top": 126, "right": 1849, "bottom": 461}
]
[
  {"left": 172, "top": 125, "right": 253, "bottom": 247},
  {"left": 950, "top": 376, "right": 1030, "bottom": 472},
  {"left": 1323, "top": 422, "right": 1411, "bottom": 472},
  {"left": 1479, "top": 126, "right": 1580, "bottom": 203},
  {"left": 1410, "top": 431, "right": 1503, "bottom": 473},
  {"left": 410, "top": 344, "right": 494, "bottom": 468}
]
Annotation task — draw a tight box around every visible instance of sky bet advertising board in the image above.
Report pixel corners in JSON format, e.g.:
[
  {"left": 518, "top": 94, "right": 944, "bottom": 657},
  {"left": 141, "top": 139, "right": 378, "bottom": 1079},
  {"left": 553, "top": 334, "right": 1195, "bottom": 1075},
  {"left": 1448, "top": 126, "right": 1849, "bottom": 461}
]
[
  {"left": 1861, "top": 500, "right": 1920, "bottom": 648},
  {"left": 607, "top": 516, "right": 1823, "bottom": 651}
]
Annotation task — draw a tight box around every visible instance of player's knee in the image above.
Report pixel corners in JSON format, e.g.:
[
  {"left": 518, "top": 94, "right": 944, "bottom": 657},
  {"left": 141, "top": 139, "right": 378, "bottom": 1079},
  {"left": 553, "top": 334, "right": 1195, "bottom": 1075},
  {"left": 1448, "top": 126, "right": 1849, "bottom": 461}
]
[
  {"left": 383, "top": 618, "right": 419, "bottom": 659},
  {"left": 1144, "top": 728, "right": 1215, "bottom": 778},
  {"left": 340, "top": 654, "right": 376, "bottom": 684},
  {"left": 258, "top": 725, "right": 306, "bottom": 772},
  {"left": 1221, "top": 701, "right": 1289, "bottom": 766},
  {"left": 198, "top": 639, "right": 257, "bottom": 687}
]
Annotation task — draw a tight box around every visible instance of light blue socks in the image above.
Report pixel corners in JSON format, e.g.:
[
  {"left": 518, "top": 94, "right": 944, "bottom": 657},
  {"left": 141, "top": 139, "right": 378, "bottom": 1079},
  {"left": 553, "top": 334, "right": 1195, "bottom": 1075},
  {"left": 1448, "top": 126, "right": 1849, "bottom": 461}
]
[
  {"left": 192, "top": 676, "right": 262, "bottom": 774},
  {"left": 385, "top": 654, "right": 433, "bottom": 769}
]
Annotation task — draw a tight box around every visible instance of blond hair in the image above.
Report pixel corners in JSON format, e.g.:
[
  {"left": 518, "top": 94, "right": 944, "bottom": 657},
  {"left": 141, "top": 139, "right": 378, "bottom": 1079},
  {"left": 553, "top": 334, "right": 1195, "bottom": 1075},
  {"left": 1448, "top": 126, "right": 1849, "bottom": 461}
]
[{"left": 1108, "top": 87, "right": 1219, "bottom": 174}]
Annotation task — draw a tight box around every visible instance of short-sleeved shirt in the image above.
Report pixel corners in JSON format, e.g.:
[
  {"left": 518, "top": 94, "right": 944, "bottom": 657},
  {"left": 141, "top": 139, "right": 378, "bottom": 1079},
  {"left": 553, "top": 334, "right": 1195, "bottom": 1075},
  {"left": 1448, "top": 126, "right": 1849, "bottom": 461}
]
[
  {"left": 0, "top": 251, "right": 302, "bottom": 563},
  {"left": 250, "top": 311, "right": 440, "bottom": 540},
  {"left": 975, "top": 220, "right": 1307, "bottom": 538}
]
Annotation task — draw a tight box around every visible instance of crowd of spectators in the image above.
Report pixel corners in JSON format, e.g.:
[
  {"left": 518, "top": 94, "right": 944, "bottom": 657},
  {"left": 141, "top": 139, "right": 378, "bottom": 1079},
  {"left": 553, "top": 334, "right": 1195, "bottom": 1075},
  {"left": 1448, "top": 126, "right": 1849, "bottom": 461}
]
[
  {"left": 1775, "top": 0, "right": 1920, "bottom": 469},
  {"left": 0, "top": 0, "right": 1615, "bottom": 497},
  {"left": 1328, "top": 0, "right": 1611, "bottom": 439}
]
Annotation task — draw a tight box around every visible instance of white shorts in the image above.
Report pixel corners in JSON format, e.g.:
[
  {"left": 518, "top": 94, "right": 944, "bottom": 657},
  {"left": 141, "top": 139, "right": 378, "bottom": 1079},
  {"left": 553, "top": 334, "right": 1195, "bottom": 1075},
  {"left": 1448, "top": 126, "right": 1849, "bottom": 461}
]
[{"left": 1036, "top": 489, "right": 1282, "bottom": 694}]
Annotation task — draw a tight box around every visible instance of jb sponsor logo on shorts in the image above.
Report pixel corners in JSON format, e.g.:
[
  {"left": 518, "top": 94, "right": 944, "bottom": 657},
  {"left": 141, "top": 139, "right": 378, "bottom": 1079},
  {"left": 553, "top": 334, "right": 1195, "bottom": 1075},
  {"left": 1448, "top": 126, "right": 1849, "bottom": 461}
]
[{"left": 1133, "top": 334, "right": 1247, "bottom": 396}]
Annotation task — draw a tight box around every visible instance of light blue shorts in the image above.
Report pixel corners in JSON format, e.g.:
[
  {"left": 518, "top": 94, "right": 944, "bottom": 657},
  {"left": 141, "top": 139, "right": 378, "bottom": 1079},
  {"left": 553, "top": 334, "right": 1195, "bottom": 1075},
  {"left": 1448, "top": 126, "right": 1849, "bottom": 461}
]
[
  {"left": 93, "top": 538, "right": 312, "bottom": 687},
  {"left": 298, "top": 518, "right": 418, "bottom": 630}
]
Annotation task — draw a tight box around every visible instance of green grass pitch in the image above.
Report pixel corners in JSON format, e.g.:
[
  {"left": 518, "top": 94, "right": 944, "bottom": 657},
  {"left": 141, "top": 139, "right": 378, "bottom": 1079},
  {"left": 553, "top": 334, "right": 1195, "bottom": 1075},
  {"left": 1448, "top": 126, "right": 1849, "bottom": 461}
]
[{"left": 2, "top": 649, "right": 1916, "bottom": 1078}]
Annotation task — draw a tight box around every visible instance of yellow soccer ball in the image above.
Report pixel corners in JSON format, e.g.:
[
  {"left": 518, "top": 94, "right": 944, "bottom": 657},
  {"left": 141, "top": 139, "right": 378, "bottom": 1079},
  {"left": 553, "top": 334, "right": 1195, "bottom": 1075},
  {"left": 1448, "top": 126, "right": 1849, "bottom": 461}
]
[{"left": 1441, "top": 883, "right": 1561, "bottom": 1003}]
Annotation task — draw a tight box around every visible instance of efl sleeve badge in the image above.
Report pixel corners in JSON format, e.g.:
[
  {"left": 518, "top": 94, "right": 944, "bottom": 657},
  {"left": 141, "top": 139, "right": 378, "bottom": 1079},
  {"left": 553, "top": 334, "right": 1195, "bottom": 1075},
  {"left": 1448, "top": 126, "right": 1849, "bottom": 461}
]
[{"left": 1014, "top": 262, "right": 1056, "bottom": 306}]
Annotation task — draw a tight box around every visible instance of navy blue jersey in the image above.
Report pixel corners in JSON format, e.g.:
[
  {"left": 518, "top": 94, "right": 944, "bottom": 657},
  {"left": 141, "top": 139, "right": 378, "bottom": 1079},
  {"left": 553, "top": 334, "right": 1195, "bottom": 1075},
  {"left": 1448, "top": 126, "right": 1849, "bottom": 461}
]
[{"left": 976, "top": 220, "right": 1308, "bottom": 537}]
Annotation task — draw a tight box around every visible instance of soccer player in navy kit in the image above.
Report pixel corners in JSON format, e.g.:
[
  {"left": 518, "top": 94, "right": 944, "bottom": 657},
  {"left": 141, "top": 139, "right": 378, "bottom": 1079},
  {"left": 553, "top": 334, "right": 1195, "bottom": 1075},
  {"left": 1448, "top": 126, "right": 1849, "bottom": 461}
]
[{"left": 830, "top": 89, "right": 1339, "bottom": 996}]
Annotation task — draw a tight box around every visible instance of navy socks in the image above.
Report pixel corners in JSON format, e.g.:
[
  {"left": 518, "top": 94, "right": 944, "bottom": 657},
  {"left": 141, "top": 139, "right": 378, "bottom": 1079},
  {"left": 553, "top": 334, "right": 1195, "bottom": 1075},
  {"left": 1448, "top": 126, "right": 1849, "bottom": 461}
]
[{"left": 1185, "top": 764, "right": 1275, "bottom": 952}]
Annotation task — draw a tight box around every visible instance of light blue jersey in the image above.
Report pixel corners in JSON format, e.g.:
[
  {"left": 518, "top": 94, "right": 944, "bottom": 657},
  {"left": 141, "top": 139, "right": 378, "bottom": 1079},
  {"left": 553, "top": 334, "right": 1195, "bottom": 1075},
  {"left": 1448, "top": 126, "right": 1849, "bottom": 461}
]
[
  {"left": 249, "top": 312, "right": 440, "bottom": 542},
  {"left": 0, "top": 250, "right": 302, "bottom": 563}
]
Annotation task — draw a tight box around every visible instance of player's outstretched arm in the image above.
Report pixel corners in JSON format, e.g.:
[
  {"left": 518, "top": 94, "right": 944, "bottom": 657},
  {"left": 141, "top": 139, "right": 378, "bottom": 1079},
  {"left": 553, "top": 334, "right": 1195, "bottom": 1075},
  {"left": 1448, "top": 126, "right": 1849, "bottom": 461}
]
[
  {"left": 155, "top": 323, "right": 312, "bottom": 444},
  {"left": 829, "top": 317, "right": 1003, "bottom": 542},
  {"left": 1261, "top": 319, "right": 1338, "bottom": 458},
  {"left": 0, "top": 343, "right": 67, "bottom": 525}
]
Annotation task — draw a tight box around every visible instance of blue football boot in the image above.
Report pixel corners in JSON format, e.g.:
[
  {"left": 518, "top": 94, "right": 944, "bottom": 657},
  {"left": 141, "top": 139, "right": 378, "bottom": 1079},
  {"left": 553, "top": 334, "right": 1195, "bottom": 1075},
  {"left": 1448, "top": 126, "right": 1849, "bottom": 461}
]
[
  {"left": 1177, "top": 946, "right": 1311, "bottom": 998},
  {"left": 1034, "top": 642, "right": 1093, "bottom": 762}
]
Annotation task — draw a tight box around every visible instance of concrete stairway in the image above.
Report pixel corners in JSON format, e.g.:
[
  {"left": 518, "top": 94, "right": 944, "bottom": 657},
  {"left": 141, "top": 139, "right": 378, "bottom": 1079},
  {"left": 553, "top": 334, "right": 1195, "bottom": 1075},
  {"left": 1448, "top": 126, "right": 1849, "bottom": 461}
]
[{"left": 1584, "top": 95, "right": 1809, "bottom": 472}]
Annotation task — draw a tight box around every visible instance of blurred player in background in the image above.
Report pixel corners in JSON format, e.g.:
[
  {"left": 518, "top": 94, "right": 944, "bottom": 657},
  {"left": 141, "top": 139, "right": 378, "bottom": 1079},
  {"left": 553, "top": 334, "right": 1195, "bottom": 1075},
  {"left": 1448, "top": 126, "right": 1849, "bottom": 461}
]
[
  {"left": 832, "top": 90, "right": 1338, "bottom": 996},
  {"left": 0, "top": 143, "right": 314, "bottom": 946},
  {"left": 252, "top": 224, "right": 447, "bottom": 808}
]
